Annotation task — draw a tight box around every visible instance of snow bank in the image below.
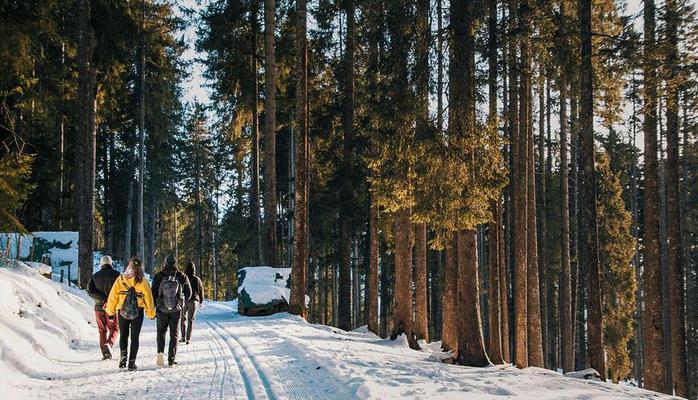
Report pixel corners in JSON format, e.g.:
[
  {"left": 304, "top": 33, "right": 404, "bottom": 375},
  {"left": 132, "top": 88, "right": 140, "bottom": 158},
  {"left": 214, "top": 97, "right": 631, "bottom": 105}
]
[
  {"left": 0, "top": 259, "right": 95, "bottom": 396},
  {"left": 0, "top": 232, "right": 79, "bottom": 281}
]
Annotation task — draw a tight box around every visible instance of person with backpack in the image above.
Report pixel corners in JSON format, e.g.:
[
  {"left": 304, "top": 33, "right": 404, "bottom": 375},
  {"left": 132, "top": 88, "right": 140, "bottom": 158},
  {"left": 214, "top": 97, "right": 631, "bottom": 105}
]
[
  {"left": 180, "top": 261, "right": 204, "bottom": 345},
  {"left": 151, "top": 255, "right": 191, "bottom": 367},
  {"left": 105, "top": 257, "right": 155, "bottom": 371},
  {"left": 87, "top": 255, "right": 122, "bottom": 360}
]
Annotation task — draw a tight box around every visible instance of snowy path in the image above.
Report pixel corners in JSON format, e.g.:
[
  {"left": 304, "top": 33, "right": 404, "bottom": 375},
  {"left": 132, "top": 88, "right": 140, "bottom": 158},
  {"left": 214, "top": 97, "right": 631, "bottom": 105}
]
[{"left": 17, "top": 302, "right": 354, "bottom": 400}]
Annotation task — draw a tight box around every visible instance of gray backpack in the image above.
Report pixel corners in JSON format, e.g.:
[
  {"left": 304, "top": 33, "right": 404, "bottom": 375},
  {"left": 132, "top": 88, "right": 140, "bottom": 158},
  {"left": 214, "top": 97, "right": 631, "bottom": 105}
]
[{"left": 158, "top": 275, "right": 182, "bottom": 312}]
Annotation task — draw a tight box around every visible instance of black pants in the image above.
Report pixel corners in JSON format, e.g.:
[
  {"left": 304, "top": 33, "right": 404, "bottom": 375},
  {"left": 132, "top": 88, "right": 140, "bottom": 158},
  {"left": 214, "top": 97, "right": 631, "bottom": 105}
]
[
  {"left": 118, "top": 308, "right": 144, "bottom": 361},
  {"left": 157, "top": 310, "right": 181, "bottom": 361},
  {"left": 180, "top": 300, "right": 199, "bottom": 342}
]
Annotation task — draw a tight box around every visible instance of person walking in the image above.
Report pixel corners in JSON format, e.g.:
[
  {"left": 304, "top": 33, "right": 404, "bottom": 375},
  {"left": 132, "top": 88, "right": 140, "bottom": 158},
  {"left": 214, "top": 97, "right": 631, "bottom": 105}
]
[
  {"left": 105, "top": 257, "right": 155, "bottom": 371},
  {"left": 180, "top": 261, "right": 204, "bottom": 345},
  {"left": 87, "top": 255, "right": 121, "bottom": 360},
  {"left": 152, "top": 255, "right": 191, "bottom": 367}
]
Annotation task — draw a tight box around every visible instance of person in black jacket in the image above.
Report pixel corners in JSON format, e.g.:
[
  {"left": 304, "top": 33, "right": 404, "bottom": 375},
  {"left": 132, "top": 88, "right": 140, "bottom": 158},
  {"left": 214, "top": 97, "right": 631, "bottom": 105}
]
[
  {"left": 151, "top": 255, "right": 191, "bottom": 367},
  {"left": 87, "top": 255, "right": 121, "bottom": 360},
  {"left": 180, "top": 261, "right": 204, "bottom": 344}
]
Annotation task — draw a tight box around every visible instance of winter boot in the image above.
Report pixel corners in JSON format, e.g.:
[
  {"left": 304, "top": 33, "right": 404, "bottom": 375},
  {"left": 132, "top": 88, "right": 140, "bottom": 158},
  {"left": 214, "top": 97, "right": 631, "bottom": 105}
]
[
  {"left": 128, "top": 358, "right": 138, "bottom": 371},
  {"left": 179, "top": 337, "right": 186, "bottom": 343},
  {"left": 168, "top": 355, "right": 177, "bottom": 367},
  {"left": 156, "top": 352, "right": 165, "bottom": 367},
  {"left": 102, "top": 345, "right": 112, "bottom": 360},
  {"left": 119, "top": 352, "right": 127, "bottom": 369}
]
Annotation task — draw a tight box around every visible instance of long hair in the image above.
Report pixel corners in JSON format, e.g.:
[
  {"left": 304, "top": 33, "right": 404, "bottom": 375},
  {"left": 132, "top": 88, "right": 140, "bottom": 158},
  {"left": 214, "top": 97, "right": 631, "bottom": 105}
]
[
  {"left": 184, "top": 261, "right": 196, "bottom": 276},
  {"left": 128, "top": 257, "right": 145, "bottom": 283}
]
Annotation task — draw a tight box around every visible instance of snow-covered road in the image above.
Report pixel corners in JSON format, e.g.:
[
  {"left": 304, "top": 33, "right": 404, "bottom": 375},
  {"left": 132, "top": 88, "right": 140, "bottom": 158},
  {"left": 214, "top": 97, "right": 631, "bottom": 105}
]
[
  {"left": 1, "top": 263, "right": 683, "bottom": 400},
  {"left": 22, "top": 302, "right": 352, "bottom": 400}
]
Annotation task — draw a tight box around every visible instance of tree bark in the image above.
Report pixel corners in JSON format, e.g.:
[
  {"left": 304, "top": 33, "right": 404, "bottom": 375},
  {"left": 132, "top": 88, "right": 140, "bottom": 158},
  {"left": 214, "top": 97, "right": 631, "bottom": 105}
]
[
  {"left": 487, "top": 0, "right": 503, "bottom": 365},
  {"left": 521, "top": 7, "right": 544, "bottom": 364},
  {"left": 664, "top": 0, "right": 688, "bottom": 396},
  {"left": 250, "top": 0, "right": 262, "bottom": 265},
  {"left": 391, "top": 209, "right": 417, "bottom": 348},
  {"left": 367, "top": 193, "right": 379, "bottom": 334},
  {"left": 508, "top": 0, "right": 528, "bottom": 369},
  {"left": 338, "top": 0, "right": 355, "bottom": 332},
  {"left": 289, "top": 0, "right": 309, "bottom": 319},
  {"left": 414, "top": 223, "right": 429, "bottom": 341},
  {"left": 263, "top": 0, "right": 278, "bottom": 266},
  {"left": 559, "top": 69, "right": 574, "bottom": 373},
  {"left": 442, "top": 239, "right": 458, "bottom": 351},
  {"left": 578, "top": 0, "right": 606, "bottom": 380},
  {"left": 124, "top": 179, "right": 134, "bottom": 262},
  {"left": 76, "top": 0, "right": 97, "bottom": 288},
  {"left": 538, "top": 75, "right": 549, "bottom": 369},
  {"left": 137, "top": 0, "right": 147, "bottom": 261},
  {"left": 457, "top": 230, "right": 491, "bottom": 366},
  {"left": 641, "top": 0, "right": 667, "bottom": 392}
]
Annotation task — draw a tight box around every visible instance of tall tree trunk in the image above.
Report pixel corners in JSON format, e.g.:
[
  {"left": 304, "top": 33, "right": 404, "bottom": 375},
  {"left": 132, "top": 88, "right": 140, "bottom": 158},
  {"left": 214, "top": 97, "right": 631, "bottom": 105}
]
[
  {"left": 487, "top": 0, "right": 503, "bottom": 365},
  {"left": 570, "top": 85, "right": 585, "bottom": 370},
  {"left": 522, "top": 8, "right": 544, "bottom": 364},
  {"left": 559, "top": 69, "right": 574, "bottom": 373},
  {"left": 538, "top": 76, "right": 549, "bottom": 369},
  {"left": 457, "top": 230, "right": 491, "bottom": 366},
  {"left": 509, "top": 0, "right": 528, "bottom": 369},
  {"left": 641, "top": 0, "right": 667, "bottom": 393},
  {"left": 76, "top": 0, "right": 97, "bottom": 288},
  {"left": 338, "top": 0, "right": 355, "bottom": 332},
  {"left": 412, "top": 0, "right": 430, "bottom": 342},
  {"left": 450, "top": 0, "right": 489, "bottom": 366},
  {"left": 367, "top": 193, "right": 379, "bottom": 334},
  {"left": 442, "top": 239, "right": 458, "bottom": 351},
  {"left": 578, "top": 0, "right": 606, "bottom": 380},
  {"left": 289, "top": 0, "right": 308, "bottom": 318},
  {"left": 391, "top": 209, "right": 417, "bottom": 348},
  {"left": 124, "top": 180, "right": 134, "bottom": 262},
  {"left": 630, "top": 74, "right": 644, "bottom": 386},
  {"left": 414, "top": 223, "right": 428, "bottom": 341},
  {"left": 137, "top": 0, "right": 146, "bottom": 261},
  {"left": 263, "top": 0, "right": 278, "bottom": 266},
  {"left": 664, "top": 0, "right": 687, "bottom": 395},
  {"left": 250, "top": 0, "right": 262, "bottom": 265}
]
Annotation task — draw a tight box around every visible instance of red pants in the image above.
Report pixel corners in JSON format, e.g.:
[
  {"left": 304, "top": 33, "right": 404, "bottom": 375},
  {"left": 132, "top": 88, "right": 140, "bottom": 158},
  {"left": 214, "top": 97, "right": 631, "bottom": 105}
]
[{"left": 95, "top": 310, "right": 119, "bottom": 348}]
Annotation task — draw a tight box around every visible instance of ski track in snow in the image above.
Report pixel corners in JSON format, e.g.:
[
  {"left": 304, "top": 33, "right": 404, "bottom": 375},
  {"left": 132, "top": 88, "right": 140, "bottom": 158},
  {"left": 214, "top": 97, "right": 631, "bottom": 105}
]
[{"left": 14, "top": 302, "right": 357, "bottom": 400}]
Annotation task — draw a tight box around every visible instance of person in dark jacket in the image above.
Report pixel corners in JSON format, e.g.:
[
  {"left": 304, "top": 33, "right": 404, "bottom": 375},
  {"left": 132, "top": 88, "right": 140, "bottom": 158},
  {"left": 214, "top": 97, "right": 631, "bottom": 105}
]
[
  {"left": 87, "top": 255, "right": 121, "bottom": 360},
  {"left": 180, "top": 261, "right": 204, "bottom": 344},
  {"left": 151, "top": 255, "right": 191, "bottom": 367}
]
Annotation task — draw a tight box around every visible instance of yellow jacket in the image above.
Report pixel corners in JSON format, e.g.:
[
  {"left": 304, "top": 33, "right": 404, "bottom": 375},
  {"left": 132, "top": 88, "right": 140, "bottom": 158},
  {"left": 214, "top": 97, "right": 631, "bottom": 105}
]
[{"left": 105, "top": 275, "right": 156, "bottom": 319}]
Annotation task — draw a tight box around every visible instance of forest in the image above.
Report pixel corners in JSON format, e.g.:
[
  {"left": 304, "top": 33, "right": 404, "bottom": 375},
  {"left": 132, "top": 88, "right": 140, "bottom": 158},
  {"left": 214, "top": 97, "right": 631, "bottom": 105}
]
[{"left": 1, "top": 0, "right": 697, "bottom": 397}]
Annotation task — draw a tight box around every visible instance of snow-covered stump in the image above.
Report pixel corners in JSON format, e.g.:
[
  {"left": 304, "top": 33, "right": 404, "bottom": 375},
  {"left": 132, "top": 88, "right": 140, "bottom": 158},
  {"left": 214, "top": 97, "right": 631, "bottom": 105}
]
[{"left": 237, "top": 266, "right": 292, "bottom": 316}]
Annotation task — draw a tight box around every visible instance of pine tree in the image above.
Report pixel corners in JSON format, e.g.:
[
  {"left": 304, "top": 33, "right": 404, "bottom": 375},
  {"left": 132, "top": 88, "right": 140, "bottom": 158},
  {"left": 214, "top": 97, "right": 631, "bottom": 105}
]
[
  {"left": 289, "top": 0, "right": 309, "bottom": 319},
  {"left": 263, "top": 0, "right": 278, "bottom": 266},
  {"left": 641, "top": 0, "right": 667, "bottom": 392},
  {"left": 663, "top": 0, "right": 688, "bottom": 395},
  {"left": 595, "top": 151, "right": 637, "bottom": 383}
]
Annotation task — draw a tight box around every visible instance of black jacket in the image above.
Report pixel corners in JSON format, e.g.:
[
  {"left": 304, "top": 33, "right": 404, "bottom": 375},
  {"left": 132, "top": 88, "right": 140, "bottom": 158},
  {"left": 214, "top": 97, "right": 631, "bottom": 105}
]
[
  {"left": 87, "top": 265, "right": 121, "bottom": 311},
  {"left": 151, "top": 270, "right": 192, "bottom": 313},
  {"left": 186, "top": 273, "right": 204, "bottom": 303}
]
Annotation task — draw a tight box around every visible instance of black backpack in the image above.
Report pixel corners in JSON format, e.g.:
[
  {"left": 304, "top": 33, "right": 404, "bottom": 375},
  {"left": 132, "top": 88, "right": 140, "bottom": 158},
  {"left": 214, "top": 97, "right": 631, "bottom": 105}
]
[
  {"left": 119, "top": 278, "right": 143, "bottom": 320},
  {"left": 158, "top": 274, "right": 183, "bottom": 312}
]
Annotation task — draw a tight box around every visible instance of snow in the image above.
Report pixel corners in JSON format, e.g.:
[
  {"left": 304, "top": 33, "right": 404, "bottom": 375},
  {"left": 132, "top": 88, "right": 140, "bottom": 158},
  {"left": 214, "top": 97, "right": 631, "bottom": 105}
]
[
  {"left": 237, "top": 266, "right": 292, "bottom": 304},
  {"left": 0, "top": 231, "right": 79, "bottom": 280},
  {"left": 0, "top": 260, "right": 684, "bottom": 400}
]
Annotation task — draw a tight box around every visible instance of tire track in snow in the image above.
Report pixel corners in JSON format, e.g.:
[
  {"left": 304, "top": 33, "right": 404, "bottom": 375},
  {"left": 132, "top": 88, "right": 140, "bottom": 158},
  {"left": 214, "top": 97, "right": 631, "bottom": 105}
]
[
  {"left": 202, "top": 325, "right": 227, "bottom": 400},
  {"left": 206, "top": 320, "right": 268, "bottom": 400},
  {"left": 208, "top": 320, "right": 276, "bottom": 400}
]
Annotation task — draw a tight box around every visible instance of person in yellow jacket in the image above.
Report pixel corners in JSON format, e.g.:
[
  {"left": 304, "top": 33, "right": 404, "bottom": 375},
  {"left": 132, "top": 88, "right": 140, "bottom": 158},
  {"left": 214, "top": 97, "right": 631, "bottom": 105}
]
[{"left": 105, "top": 257, "right": 155, "bottom": 371}]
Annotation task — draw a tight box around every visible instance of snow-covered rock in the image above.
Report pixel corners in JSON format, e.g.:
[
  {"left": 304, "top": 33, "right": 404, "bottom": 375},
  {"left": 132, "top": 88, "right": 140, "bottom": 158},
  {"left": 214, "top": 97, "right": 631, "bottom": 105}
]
[
  {"left": 237, "top": 266, "right": 291, "bottom": 316},
  {"left": 564, "top": 368, "right": 603, "bottom": 381},
  {"left": 0, "top": 232, "right": 79, "bottom": 281}
]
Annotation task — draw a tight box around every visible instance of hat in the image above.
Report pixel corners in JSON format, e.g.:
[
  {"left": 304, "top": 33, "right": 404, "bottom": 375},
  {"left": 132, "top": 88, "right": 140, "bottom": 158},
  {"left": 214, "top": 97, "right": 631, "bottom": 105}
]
[
  {"left": 163, "top": 254, "right": 177, "bottom": 270},
  {"left": 100, "top": 255, "right": 113, "bottom": 266}
]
